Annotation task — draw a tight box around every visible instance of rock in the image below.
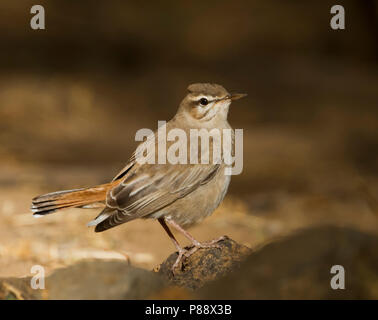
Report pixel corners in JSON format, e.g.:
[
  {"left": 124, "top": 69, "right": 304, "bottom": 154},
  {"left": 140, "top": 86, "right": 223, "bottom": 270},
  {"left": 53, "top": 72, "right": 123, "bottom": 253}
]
[
  {"left": 196, "top": 226, "right": 378, "bottom": 299},
  {"left": 45, "top": 260, "right": 166, "bottom": 299},
  {"left": 156, "top": 236, "right": 251, "bottom": 290},
  {"left": 0, "top": 260, "right": 166, "bottom": 300},
  {"left": 0, "top": 277, "right": 39, "bottom": 300}
]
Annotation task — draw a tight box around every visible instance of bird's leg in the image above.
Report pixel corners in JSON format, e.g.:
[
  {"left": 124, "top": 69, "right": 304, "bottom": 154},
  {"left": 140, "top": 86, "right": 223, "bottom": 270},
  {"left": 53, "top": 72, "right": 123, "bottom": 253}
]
[
  {"left": 158, "top": 218, "right": 189, "bottom": 273},
  {"left": 164, "top": 217, "right": 226, "bottom": 257}
]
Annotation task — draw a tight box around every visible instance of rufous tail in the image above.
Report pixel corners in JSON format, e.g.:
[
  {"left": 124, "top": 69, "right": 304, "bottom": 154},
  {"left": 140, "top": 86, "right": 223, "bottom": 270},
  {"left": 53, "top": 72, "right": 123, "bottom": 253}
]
[{"left": 31, "top": 181, "right": 118, "bottom": 216}]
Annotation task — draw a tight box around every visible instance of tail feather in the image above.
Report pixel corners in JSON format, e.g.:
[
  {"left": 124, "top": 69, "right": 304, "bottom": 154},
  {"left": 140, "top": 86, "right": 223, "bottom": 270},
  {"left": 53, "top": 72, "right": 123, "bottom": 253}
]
[{"left": 31, "top": 182, "right": 118, "bottom": 216}]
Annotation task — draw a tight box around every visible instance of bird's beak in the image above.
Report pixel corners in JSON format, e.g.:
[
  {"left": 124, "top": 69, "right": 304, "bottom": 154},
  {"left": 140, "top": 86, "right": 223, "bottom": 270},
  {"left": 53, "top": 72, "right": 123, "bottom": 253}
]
[
  {"left": 217, "top": 93, "right": 247, "bottom": 103},
  {"left": 229, "top": 93, "right": 247, "bottom": 101}
]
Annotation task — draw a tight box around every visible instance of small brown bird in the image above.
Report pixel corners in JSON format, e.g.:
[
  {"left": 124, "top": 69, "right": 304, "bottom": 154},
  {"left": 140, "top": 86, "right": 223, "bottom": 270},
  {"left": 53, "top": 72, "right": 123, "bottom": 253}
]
[{"left": 32, "top": 83, "right": 246, "bottom": 272}]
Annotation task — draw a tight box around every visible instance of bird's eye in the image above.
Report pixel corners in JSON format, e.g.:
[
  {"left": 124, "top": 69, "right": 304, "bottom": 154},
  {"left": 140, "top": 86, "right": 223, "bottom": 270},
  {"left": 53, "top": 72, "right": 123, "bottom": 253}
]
[{"left": 199, "top": 98, "right": 209, "bottom": 106}]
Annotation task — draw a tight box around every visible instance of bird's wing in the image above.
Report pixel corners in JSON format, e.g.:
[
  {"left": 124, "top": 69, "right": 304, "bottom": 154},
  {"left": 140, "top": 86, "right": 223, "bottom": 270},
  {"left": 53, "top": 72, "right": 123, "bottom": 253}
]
[{"left": 95, "top": 161, "right": 220, "bottom": 232}]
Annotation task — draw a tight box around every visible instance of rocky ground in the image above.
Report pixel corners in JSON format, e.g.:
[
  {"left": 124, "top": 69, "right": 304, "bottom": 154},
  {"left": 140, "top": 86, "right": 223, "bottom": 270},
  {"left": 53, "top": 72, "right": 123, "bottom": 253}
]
[{"left": 1, "top": 227, "right": 377, "bottom": 299}]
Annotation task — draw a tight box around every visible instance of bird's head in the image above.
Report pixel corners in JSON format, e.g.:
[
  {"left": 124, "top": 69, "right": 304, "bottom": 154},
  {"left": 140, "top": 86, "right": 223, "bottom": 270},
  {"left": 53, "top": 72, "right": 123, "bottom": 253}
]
[{"left": 178, "top": 83, "right": 246, "bottom": 123}]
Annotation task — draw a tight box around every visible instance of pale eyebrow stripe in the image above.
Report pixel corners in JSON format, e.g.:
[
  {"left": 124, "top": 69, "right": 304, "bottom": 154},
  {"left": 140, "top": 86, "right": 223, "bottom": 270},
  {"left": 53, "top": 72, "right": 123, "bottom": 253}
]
[{"left": 189, "top": 95, "right": 216, "bottom": 101}]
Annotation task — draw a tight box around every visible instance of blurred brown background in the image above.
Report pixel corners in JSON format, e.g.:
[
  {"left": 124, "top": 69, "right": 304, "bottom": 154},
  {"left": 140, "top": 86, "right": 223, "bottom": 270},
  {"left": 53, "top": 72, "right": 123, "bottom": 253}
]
[{"left": 0, "top": 0, "right": 377, "bottom": 285}]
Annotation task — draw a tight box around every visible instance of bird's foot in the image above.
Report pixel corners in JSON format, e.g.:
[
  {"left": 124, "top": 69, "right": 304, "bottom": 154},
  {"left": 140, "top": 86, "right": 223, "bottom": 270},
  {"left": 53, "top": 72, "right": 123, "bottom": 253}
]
[
  {"left": 194, "top": 235, "right": 228, "bottom": 248},
  {"left": 171, "top": 235, "right": 227, "bottom": 275},
  {"left": 186, "top": 235, "right": 227, "bottom": 256}
]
